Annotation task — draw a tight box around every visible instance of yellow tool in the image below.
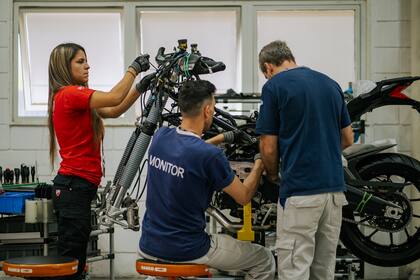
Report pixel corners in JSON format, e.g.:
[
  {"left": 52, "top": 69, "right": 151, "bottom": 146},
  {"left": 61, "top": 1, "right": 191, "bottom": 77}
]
[{"left": 237, "top": 202, "right": 255, "bottom": 241}]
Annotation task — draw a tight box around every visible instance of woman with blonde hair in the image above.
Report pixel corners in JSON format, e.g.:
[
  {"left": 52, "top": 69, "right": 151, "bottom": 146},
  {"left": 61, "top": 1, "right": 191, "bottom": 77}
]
[{"left": 48, "top": 42, "right": 152, "bottom": 279}]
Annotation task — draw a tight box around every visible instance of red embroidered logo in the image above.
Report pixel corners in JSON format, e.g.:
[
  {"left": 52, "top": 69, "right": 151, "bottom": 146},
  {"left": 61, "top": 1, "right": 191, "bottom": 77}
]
[{"left": 55, "top": 189, "right": 61, "bottom": 198}]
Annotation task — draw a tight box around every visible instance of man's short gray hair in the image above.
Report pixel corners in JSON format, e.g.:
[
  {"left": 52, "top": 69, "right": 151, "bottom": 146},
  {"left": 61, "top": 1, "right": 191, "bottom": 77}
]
[{"left": 259, "top": 40, "right": 295, "bottom": 73}]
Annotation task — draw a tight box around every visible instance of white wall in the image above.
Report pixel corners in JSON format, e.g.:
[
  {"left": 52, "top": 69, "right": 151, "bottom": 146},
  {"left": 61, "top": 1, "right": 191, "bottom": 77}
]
[
  {"left": 363, "top": 0, "right": 413, "bottom": 279},
  {"left": 0, "top": 1, "right": 11, "bottom": 153},
  {"left": 408, "top": 0, "right": 420, "bottom": 279},
  {"left": 0, "top": 0, "right": 418, "bottom": 278},
  {"left": 365, "top": 0, "right": 412, "bottom": 156}
]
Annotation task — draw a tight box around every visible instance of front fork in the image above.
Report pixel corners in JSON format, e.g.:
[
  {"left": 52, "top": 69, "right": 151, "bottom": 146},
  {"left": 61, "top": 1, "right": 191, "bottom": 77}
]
[{"left": 101, "top": 92, "right": 169, "bottom": 229}]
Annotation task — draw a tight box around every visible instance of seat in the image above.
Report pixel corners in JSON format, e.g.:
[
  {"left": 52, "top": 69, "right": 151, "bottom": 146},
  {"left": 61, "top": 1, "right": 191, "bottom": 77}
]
[
  {"left": 2, "top": 256, "right": 78, "bottom": 278},
  {"left": 136, "top": 258, "right": 211, "bottom": 280},
  {"left": 342, "top": 142, "right": 395, "bottom": 160}
]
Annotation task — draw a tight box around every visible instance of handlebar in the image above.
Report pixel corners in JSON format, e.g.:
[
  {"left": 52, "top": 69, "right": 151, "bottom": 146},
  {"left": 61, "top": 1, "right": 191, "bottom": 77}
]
[
  {"left": 152, "top": 41, "right": 253, "bottom": 144},
  {"left": 153, "top": 43, "right": 226, "bottom": 81}
]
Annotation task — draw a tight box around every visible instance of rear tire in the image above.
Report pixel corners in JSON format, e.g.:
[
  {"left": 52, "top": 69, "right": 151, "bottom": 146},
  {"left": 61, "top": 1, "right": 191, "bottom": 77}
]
[{"left": 341, "top": 153, "right": 420, "bottom": 266}]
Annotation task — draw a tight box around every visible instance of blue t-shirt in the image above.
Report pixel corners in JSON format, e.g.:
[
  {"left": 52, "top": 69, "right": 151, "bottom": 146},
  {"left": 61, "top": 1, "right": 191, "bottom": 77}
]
[
  {"left": 139, "top": 127, "right": 235, "bottom": 261},
  {"left": 256, "top": 67, "right": 351, "bottom": 199}
]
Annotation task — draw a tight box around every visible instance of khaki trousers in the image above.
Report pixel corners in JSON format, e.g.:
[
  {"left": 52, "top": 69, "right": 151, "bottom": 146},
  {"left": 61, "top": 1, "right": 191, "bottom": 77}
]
[{"left": 276, "top": 192, "right": 348, "bottom": 280}]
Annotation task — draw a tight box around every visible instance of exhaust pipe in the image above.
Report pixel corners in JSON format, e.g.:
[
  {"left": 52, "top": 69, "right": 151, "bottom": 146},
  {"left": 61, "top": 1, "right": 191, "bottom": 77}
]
[
  {"left": 206, "top": 206, "right": 242, "bottom": 232},
  {"left": 206, "top": 206, "right": 271, "bottom": 232}
]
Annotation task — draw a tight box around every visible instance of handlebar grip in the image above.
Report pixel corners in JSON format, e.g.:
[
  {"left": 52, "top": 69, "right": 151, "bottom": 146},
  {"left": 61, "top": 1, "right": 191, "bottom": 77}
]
[
  {"left": 191, "top": 57, "right": 226, "bottom": 75},
  {"left": 208, "top": 62, "right": 226, "bottom": 74}
]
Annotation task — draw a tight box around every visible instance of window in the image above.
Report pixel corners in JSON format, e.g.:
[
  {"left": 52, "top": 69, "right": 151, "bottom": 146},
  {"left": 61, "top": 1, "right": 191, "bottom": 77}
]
[
  {"left": 18, "top": 10, "right": 123, "bottom": 117},
  {"left": 257, "top": 10, "right": 355, "bottom": 91},
  {"left": 138, "top": 9, "right": 239, "bottom": 93},
  {"left": 14, "top": 3, "right": 361, "bottom": 123}
]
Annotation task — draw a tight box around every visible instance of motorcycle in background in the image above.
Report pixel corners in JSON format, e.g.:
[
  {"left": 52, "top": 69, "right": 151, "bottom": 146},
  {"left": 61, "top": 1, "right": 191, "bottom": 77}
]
[{"left": 340, "top": 76, "right": 420, "bottom": 266}]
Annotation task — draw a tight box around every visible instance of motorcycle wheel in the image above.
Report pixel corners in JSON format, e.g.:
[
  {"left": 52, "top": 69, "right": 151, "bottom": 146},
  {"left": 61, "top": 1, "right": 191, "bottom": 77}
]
[{"left": 341, "top": 153, "right": 420, "bottom": 266}]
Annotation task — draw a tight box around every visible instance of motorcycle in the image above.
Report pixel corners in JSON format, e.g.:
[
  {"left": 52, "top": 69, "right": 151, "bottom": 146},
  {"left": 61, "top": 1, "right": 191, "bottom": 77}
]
[
  {"left": 340, "top": 76, "right": 420, "bottom": 266},
  {"left": 98, "top": 40, "right": 420, "bottom": 268}
]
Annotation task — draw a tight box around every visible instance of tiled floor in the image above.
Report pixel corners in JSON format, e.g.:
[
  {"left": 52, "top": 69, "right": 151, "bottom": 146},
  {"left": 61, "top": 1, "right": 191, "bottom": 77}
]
[
  {"left": 0, "top": 274, "right": 411, "bottom": 280},
  {"left": 0, "top": 277, "right": 231, "bottom": 280},
  {"left": 0, "top": 273, "right": 235, "bottom": 280},
  {"left": 1, "top": 270, "right": 415, "bottom": 279}
]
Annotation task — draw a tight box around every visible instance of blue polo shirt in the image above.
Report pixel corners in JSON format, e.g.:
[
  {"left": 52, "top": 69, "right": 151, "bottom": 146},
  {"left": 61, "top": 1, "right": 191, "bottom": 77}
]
[
  {"left": 139, "top": 127, "right": 235, "bottom": 261},
  {"left": 256, "top": 67, "right": 351, "bottom": 199}
]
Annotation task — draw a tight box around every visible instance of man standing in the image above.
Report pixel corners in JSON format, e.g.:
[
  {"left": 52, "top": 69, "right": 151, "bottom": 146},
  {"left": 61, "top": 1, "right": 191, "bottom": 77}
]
[
  {"left": 256, "top": 40, "right": 354, "bottom": 280},
  {"left": 139, "top": 80, "right": 275, "bottom": 280}
]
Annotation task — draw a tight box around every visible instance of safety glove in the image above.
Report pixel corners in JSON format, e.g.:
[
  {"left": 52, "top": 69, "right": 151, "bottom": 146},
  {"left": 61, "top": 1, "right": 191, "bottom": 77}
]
[
  {"left": 129, "top": 54, "right": 150, "bottom": 75},
  {"left": 222, "top": 129, "right": 244, "bottom": 144}
]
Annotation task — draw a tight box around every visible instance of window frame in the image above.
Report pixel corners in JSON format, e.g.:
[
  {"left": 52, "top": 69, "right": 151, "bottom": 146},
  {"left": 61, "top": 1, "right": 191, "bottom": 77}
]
[
  {"left": 136, "top": 6, "right": 241, "bottom": 93},
  {"left": 252, "top": 2, "right": 364, "bottom": 93},
  {"left": 12, "top": 0, "right": 365, "bottom": 125},
  {"left": 13, "top": 3, "right": 135, "bottom": 125}
]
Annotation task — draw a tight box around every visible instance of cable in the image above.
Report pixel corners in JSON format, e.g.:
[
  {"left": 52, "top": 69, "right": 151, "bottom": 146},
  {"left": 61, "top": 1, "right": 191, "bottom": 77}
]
[
  {"left": 183, "top": 54, "right": 191, "bottom": 77},
  {"left": 127, "top": 161, "right": 142, "bottom": 197},
  {"left": 149, "top": 62, "right": 158, "bottom": 70},
  {"left": 128, "top": 167, "right": 141, "bottom": 197},
  {"left": 137, "top": 176, "right": 148, "bottom": 203},
  {"left": 136, "top": 159, "right": 149, "bottom": 202},
  {"left": 142, "top": 92, "right": 146, "bottom": 116},
  {"left": 134, "top": 166, "right": 141, "bottom": 200},
  {"left": 140, "top": 88, "right": 148, "bottom": 123}
]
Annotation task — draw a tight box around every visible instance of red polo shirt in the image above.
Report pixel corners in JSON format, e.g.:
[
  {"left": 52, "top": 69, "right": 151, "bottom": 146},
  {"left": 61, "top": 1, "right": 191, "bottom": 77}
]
[{"left": 53, "top": 85, "right": 102, "bottom": 186}]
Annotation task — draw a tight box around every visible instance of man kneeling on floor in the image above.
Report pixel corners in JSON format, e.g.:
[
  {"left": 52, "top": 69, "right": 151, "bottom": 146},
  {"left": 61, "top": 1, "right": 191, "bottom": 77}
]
[{"left": 138, "top": 80, "right": 275, "bottom": 280}]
